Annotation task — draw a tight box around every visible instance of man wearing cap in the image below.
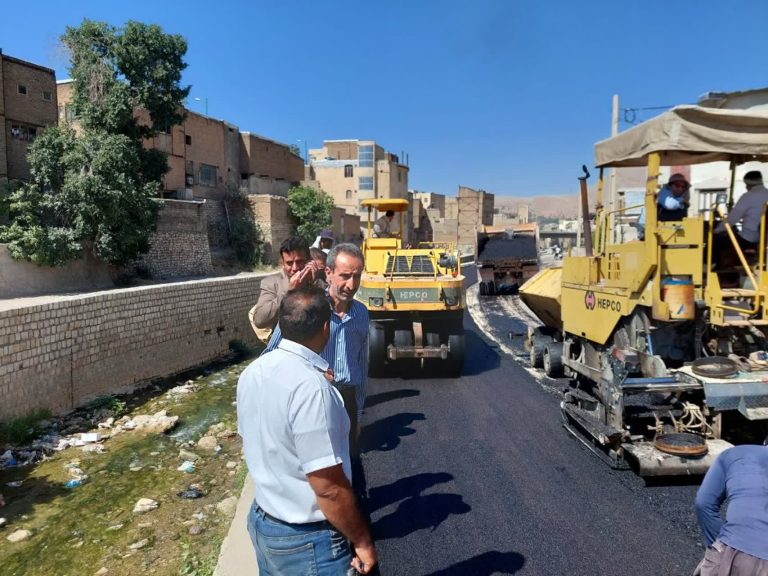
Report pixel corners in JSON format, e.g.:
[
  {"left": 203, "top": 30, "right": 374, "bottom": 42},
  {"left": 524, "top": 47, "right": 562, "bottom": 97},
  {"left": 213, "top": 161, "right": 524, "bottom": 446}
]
[
  {"left": 693, "top": 439, "right": 768, "bottom": 575},
  {"left": 636, "top": 173, "right": 690, "bottom": 238},
  {"left": 720, "top": 170, "right": 768, "bottom": 246},
  {"left": 657, "top": 173, "right": 690, "bottom": 221}
]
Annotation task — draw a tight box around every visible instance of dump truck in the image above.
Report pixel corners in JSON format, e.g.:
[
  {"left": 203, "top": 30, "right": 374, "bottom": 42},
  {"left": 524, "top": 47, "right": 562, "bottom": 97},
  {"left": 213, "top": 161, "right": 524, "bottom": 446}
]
[
  {"left": 356, "top": 198, "right": 465, "bottom": 376},
  {"left": 519, "top": 105, "right": 768, "bottom": 476},
  {"left": 476, "top": 225, "right": 540, "bottom": 295}
]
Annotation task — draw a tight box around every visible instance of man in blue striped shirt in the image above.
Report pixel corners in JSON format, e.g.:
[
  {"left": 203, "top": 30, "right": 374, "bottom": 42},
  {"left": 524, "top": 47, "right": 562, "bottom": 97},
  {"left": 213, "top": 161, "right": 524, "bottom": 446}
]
[{"left": 266, "top": 243, "right": 369, "bottom": 453}]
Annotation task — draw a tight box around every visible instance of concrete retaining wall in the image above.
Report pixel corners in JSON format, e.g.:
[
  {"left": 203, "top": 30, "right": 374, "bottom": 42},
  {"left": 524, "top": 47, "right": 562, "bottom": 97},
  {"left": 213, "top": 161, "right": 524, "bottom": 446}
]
[
  {"left": 0, "top": 244, "right": 114, "bottom": 299},
  {"left": 0, "top": 273, "right": 264, "bottom": 420}
]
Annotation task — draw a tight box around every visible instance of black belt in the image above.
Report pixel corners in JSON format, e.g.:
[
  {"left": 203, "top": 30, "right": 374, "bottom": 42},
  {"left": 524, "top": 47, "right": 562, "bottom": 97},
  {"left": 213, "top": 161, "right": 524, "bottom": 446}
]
[{"left": 258, "top": 505, "right": 332, "bottom": 529}]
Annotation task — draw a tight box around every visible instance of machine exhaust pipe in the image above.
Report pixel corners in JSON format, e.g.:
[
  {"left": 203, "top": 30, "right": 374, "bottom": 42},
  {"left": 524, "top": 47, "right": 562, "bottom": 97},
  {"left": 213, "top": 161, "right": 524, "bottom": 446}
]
[{"left": 579, "top": 165, "right": 593, "bottom": 256}]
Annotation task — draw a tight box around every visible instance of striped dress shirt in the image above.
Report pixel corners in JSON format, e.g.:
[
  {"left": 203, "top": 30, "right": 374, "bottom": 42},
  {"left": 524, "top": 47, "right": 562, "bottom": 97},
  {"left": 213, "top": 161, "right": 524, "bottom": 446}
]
[{"left": 265, "top": 300, "right": 370, "bottom": 417}]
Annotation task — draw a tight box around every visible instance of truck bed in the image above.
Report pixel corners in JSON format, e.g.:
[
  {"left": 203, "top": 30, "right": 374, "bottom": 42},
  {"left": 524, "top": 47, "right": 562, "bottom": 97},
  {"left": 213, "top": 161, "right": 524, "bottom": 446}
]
[{"left": 477, "top": 235, "right": 538, "bottom": 263}]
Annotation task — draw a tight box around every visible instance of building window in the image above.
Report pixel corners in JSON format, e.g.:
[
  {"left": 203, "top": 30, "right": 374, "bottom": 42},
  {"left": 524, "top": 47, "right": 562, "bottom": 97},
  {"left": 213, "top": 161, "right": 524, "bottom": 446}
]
[
  {"left": 43, "top": 91, "right": 52, "bottom": 102},
  {"left": 199, "top": 163, "right": 217, "bottom": 187},
  {"left": 359, "top": 145, "right": 374, "bottom": 167},
  {"left": 346, "top": 190, "right": 352, "bottom": 199},
  {"left": 186, "top": 160, "right": 195, "bottom": 186},
  {"left": 398, "top": 169, "right": 402, "bottom": 182},
  {"left": 359, "top": 176, "right": 374, "bottom": 190},
  {"left": 17, "top": 84, "right": 27, "bottom": 95},
  {"left": 10, "top": 124, "right": 37, "bottom": 142},
  {"left": 185, "top": 135, "right": 192, "bottom": 146},
  {"left": 344, "top": 164, "right": 353, "bottom": 178}
]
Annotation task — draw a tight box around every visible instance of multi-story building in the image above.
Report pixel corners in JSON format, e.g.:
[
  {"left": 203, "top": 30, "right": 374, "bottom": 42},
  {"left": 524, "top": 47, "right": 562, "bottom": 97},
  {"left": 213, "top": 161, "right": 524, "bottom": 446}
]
[
  {"left": 410, "top": 187, "right": 494, "bottom": 248},
  {"left": 0, "top": 50, "right": 58, "bottom": 184},
  {"left": 306, "top": 139, "right": 410, "bottom": 219},
  {"left": 457, "top": 186, "right": 494, "bottom": 249},
  {"left": 148, "top": 110, "right": 241, "bottom": 201},
  {"left": 240, "top": 132, "right": 304, "bottom": 197},
  {"left": 56, "top": 81, "right": 303, "bottom": 201}
]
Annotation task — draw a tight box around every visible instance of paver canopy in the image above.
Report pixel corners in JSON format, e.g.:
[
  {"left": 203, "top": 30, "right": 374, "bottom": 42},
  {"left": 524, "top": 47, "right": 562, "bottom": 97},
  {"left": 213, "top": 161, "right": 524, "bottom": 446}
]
[{"left": 595, "top": 105, "right": 768, "bottom": 168}]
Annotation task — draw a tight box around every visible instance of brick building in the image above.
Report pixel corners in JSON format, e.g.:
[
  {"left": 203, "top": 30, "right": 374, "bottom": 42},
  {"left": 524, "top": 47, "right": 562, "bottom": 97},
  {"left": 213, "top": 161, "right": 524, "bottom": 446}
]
[
  {"left": 240, "top": 132, "right": 305, "bottom": 197},
  {"left": 457, "top": 186, "right": 494, "bottom": 248},
  {"left": 56, "top": 81, "right": 304, "bottom": 202},
  {"left": 0, "top": 50, "right": 58, "bottom": 184},
  {"left": 410, "top": 187, "right": 494, "bottom": 248},
  {"left": 306, "top": 139, "right": 410, "bottom": 217}
]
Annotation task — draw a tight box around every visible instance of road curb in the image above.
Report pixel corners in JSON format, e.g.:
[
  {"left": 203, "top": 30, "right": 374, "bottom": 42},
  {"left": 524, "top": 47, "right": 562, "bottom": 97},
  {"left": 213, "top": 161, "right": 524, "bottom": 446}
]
[{"left": 213, "top": 475, "right": 259, "bottom": 576}]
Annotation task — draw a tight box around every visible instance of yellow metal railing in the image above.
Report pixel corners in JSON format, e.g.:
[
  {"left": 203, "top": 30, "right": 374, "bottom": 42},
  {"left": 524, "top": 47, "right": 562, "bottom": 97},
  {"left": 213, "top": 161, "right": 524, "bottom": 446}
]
[
  {"left": 596, "top": 203, "right": 645, "bottom": 255},
  {"left": 707, "top": 205, "right": 767, "bottom": 317}
]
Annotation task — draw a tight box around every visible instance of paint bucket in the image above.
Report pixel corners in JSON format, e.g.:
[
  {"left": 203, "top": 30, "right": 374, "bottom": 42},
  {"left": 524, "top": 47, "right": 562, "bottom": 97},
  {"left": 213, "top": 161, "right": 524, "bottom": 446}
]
[{"left": 662, "top": 277, "right": 695, "bottom": 320}]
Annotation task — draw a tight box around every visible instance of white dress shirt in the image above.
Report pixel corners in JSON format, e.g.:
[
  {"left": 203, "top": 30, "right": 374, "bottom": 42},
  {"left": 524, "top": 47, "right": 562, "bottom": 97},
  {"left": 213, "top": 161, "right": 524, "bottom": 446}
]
[{"left": 237, "top": 339, "right": 351, "bottom": 523}]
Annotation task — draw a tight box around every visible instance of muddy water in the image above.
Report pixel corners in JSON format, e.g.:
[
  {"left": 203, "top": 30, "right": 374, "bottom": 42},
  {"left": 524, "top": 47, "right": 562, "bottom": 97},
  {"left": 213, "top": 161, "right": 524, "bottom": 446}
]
[{"left": 0, "top": 356, "right": 255, "bottom": 576}]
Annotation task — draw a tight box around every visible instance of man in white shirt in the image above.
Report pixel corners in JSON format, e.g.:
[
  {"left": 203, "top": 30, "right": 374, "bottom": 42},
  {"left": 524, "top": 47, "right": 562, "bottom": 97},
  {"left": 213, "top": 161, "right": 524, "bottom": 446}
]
[
  {"left": 372, "top": 210, "right": 395, "bottom": 238},
  {"left": 720, "top": 170, "right": 768, "bottom": 245},
  {"left": 237, "top": 286, "right": 377, "bottom": 575}
]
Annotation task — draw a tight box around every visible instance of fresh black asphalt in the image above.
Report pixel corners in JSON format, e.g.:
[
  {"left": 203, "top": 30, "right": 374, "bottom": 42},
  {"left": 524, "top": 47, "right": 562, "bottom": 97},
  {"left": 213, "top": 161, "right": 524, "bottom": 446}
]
[{"left": 358, "top": 317, "right": 704, "bottom": 576}]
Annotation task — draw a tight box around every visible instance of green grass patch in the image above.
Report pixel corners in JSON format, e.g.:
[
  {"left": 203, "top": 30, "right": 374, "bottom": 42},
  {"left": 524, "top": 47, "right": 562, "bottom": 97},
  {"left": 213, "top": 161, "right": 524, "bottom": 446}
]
[
  {"left": 0, "top": 409, "right": 52, "bottom": 447},
  {"left": 180, "top": 537, "right": 223, "bottom": 576},
  {"left": 84, "top": 395, "right": 128, "bottom": 417}
]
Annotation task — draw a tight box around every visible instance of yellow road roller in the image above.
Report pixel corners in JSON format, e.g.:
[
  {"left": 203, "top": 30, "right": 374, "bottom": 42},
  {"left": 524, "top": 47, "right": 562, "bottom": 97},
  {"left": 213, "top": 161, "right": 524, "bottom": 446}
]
[{"left": 356, "top": 198, "right": 465, "bottom": 376}]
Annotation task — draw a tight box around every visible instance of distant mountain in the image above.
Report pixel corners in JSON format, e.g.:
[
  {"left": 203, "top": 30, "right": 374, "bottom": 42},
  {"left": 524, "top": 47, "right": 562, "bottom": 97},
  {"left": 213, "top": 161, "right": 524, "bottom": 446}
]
[
  {"left": 494, "top": 168, "right": 643, "bottom": 219},
  {"left": 495, "top": 191, "right": 597, "bottom": 219}
]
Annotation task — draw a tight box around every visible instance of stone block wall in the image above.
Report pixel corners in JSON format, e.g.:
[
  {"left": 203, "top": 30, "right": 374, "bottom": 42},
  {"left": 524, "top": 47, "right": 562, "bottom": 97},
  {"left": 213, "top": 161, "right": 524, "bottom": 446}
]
[
  {"left": 250, "top": 195, "right": 292, "bottom": 264},
  {"left": 343, "top": 213, "right": 362, "bottom": 243},
  {"left": 139, "top": 199, "right": 213, "bottom": 279},
  {"left": 205, "top": 199, "right": 230, "bottom": 249},
  {"left": 0, "top": 274, "right": 265, "bottom": 420}
]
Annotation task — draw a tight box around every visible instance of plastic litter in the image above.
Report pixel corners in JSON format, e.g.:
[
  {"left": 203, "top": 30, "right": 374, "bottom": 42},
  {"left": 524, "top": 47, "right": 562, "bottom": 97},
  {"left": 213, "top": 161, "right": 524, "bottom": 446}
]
[
  {"left": 0, "top": 451, "right": 17, "bottom": 468},
  {"left": 64, "top": 478, "right": 85, "bottom": 489},
  {"left": 177, "top": 461, "right": 196, "bottom": 474},
  {"left": 5, "top": 481, "right": 22, "bottom": 488},
  {"left": 177, "top": 488, "right": 205, "bottom": 499}
]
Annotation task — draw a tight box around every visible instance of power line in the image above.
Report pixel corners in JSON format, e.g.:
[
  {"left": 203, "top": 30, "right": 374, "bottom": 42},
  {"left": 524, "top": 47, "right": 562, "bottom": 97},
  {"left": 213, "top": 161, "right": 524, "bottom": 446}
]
[{"left": 622, "top": 105, "right": 677, "bottom": 125}]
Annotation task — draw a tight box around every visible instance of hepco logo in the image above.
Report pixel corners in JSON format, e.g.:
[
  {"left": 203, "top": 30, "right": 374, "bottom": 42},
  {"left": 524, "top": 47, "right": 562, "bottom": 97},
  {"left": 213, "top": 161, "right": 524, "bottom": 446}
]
[{"left": 585, "top": 291, "right": 596, "bottom": 310}]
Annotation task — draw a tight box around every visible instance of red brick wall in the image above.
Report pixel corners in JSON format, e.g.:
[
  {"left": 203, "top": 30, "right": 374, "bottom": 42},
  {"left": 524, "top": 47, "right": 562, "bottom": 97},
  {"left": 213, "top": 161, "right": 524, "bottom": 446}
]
[
  {"left": 2, "top": 55, "right": 57, "bottom": 180},
  {"left": 241, "top": 133, "right": 304, "bottom": 183}
]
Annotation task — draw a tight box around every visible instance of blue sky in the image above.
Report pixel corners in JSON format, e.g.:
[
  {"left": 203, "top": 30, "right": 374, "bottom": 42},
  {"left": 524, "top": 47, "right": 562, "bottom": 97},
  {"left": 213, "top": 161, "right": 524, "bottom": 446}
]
[{"left": 3, "top": 1, "right": 767, "bottom": 197}]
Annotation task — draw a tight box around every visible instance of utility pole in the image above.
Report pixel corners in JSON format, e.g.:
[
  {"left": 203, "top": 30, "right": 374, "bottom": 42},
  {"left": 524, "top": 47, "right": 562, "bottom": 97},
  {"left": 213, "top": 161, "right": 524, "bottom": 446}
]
[
  {"left": 610, "top": 94, "right": 620, "bottom": 241},
  {"left": 297, "top": 140, "right": 308, "bottom": 166},
  {"left": 194, "top": 97, "right": 208, "bottom": 116}
]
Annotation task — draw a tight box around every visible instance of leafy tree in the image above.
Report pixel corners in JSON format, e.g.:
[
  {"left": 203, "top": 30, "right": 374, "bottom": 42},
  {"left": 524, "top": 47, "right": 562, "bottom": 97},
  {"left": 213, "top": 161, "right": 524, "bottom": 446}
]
[
  {"left": 0, "top": 19, "right": 190, "bottom": 266},
  {"left": 287, "top": 186, "right": 335, "bottom": 245}
]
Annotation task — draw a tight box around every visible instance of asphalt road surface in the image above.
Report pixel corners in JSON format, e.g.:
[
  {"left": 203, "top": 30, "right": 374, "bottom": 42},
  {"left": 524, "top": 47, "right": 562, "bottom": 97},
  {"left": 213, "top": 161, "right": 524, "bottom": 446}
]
[{"left": 358, "top": 315, "right": 705, "bottom": 576}]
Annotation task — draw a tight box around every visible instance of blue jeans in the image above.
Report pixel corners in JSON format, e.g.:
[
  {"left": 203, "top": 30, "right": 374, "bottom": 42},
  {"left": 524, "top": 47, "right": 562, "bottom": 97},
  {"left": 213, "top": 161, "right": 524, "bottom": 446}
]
[{"left": 247, "top": 501, "right": 353, "bottom": 576}]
